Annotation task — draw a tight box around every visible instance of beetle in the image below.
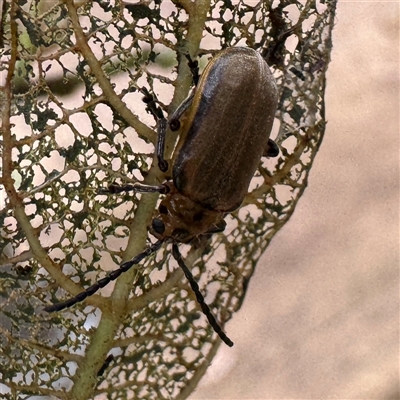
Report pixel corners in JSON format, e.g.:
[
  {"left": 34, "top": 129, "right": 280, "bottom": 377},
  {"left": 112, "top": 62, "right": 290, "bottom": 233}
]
[{"left": 45, "top": 47, "right": 279, "bottom": 347}]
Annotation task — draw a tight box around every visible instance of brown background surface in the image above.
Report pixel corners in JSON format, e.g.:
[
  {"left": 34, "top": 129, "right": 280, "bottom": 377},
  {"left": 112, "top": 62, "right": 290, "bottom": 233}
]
[{"left": 190, "top": 2, "right": 399, "bottom": 399}]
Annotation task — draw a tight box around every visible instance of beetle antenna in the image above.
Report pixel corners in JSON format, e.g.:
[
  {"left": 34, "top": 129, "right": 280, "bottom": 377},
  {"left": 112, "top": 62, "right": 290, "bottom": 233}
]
[
  {"left": 98, "top": 182, "right": 169, "bottom": 195},
  {"left": 44, "top": 240, "right": 164, "bottom": 313},
  {"left": 171, "top": 243, "right": 234, "bottom": 347}
]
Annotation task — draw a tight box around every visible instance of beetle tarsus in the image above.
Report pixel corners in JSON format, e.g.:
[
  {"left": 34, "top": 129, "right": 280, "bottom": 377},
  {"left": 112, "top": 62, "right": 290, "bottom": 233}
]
[
  {"left": 141, "top": 87, "right": 169, "bottom": 172},
  {"left": 156, "top": 117, "right": 168, "bottom": 172},
  {"left": 172, "top": 243, "right": 234, "bottom": 347}
]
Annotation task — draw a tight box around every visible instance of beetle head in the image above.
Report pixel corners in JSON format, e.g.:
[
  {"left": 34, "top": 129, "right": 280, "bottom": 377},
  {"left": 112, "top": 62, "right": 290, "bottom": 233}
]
[{"left": 150, "top": 184, "right": 224, "bottom": 243}]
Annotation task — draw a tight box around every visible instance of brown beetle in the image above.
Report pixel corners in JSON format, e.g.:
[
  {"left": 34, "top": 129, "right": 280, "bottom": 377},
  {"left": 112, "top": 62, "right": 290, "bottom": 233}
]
[{"left": 45, "top": 47, "right": 279, "bottom": 347}]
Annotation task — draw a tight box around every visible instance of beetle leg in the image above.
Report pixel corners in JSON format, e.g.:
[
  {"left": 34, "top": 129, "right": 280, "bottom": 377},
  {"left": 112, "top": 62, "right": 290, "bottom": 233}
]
[
  {"left": 168, "top": 90, "right": 194, "bottom": 132},
  {"left": 140, "top": 87, "right": 169, "bottom": 172},
  {"left": 264, "top": 138, "right": 280, "bottom": 158},
  {"left": 44, "top": 240, "right": 164, "bottom": 313},
  {"left": 98, "top": 183, "right": 169, "bottom": 195},
  {"left": 167, "top": 53, "right": 200, "bottom": 132},
  {"left": 185, "top": 54, "right": 200, "bottom": 86},
  {"left": 171, "top": 243, "right": 234, "bottom": 347}
]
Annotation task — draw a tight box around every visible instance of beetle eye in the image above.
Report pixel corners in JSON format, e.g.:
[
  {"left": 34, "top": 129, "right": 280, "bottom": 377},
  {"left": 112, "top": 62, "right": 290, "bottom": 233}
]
[
  {"left": 159, "top": 204, "right": 168, "bottom": 214},
  {"left": 193, "top": 212, "right": 203, "bottom": 222},
  {"left": 152, "top": 218, "right": 165, "bottom": 235},
  {"left": 169, "top": 119, "right": 180, "bottom": 131}
]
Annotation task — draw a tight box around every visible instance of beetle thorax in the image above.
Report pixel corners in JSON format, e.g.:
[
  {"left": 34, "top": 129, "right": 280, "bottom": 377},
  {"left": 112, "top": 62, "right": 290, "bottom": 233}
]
[{"left": 151, "top": 185, "right": 224, "bottom": 243}]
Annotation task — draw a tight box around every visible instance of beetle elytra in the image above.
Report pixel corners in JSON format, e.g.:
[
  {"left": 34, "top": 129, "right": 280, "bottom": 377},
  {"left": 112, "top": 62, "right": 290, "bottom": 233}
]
[{"left": 45, "top": 47, "right": 279, "bottom": 347}]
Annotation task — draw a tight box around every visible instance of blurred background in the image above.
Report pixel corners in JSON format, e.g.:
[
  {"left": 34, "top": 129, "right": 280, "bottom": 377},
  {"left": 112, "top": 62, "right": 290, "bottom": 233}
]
[{"left": 191, "top": 3, "right": 399, "bottom": 399}]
